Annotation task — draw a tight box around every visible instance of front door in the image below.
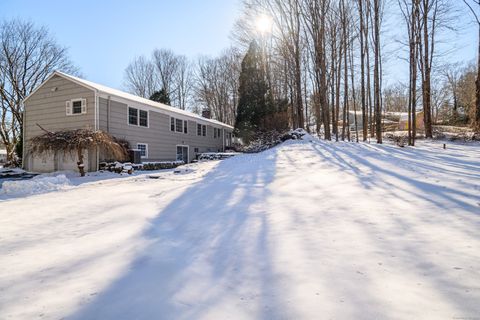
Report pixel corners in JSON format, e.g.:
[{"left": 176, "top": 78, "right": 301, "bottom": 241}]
[{"left": 176, "top": 146, "right": 189, "bottom": 163}]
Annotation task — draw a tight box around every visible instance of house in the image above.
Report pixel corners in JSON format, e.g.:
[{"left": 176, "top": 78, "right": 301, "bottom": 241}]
[
  {"left": 398, "top": 111, "right": 425, "bottom": 131},
  {"left": 22, "top": 71, "right": 234, "bottom": 173}
]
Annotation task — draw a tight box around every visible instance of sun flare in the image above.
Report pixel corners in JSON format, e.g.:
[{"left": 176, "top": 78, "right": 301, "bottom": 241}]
[{"left": 255, "top": 14, "right": 273, "bottom": 35}]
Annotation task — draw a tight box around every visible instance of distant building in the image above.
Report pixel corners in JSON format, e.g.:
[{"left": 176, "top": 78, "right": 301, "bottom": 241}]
[{"left": 398, "top": 111, "right": 425, "bottom": 131}]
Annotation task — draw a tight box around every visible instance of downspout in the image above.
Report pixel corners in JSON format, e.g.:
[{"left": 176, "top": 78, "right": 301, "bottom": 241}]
[
  {"left": 107, "top": 95, "right": 111, "bottom": 133},
  {"left": 95, "top": 90, "right": 99, "bottom": 171},
  {"left": 22, "top": 110, "right": 26, "bottom": 170},
  {"left": 222, "top": 128, "right": 225, "bottom": 152}
]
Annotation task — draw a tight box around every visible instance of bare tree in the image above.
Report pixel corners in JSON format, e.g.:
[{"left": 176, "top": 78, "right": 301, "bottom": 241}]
[
  {"left": 153, "top": 49, "right": 180, "bottom": 105},
  {"left": 301, "top": 0, "right": 331, "bottom": 139},
  {"left": 123, "top": 55, "right": 158, "bottom": 98},
  {"left": 194, "top": 48, "right": 242, "bottom": 125},
  {"left": 175, "top": 55, "right": 193, "bottom": 110},
  {"left": 356, "top": 0, "right": 368, "bottom": 141},
  {"left": 417, "top": 0, "right": 452, "bottom": 137},
  {"left": 0, "top": 19, "right": 77, "bottom": 162},
  {"left": 373, "top": 0, "right": 383, "bottom": 143},
  {"left": 399, "top": 0, "right": 420, "bottom": 145},
  {"left": 442, "top": 62, "right": 463, "bottom": 123},
  {"left": 462, "top": 0, "right": 480, "bottom": 131}
]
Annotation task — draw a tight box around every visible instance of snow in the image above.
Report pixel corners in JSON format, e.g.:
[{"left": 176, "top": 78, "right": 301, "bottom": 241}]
[
  {"left": 0, "top": 174, "right": 71, "bottom": 197},
  {"left": 0, "top": 139, "right": 479, "bottom": 319}
]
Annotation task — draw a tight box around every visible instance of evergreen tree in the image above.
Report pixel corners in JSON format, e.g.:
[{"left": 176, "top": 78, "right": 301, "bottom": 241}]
[
  {"left": 150, "top": 87, "right": 171, "bottom": 105},
  {"left": 235, "top": 40, "right": 273, "bottom": 141}
]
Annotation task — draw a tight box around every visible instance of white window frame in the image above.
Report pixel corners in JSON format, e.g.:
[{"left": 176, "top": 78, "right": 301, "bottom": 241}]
[
  {"left": 197, "top": 123, "right": 202, "bottom": 136},
  {"left": 175, "top": 144, "right": 189, "bottom": 163},
  {"left": 66, "top": 98, "right": 87, "bottom": 116},
  {"left": 139, "top": 109, "right": 149, "bottom": 128},
  {"left": 137, "top": 143, "right": 148, "bottom": 158},
  {"left": 170, "top": 116, "right": 188, "bottom": 134},
  {"left": 128, "top": 106, "right": 149, "bottom": 128}
]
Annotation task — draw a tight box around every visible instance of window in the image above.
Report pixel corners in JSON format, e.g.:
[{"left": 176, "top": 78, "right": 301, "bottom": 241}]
[
  {"left": 129, "top": 107, "right": 148, "bottom": 127},
  {"left": 171, "top": 117, "right": 188, "bottom": 134},
  {"left": 194, "top": 147, "right": 199, "bottom": 153},
  {"left": 214, "top": 128, "right": 221, "bottom": 139},
  {"left": 139, "top": 110, "right": 148, "bottom": 127},
  {"left": 197, "top": 123, "right": 202, "bottom": 136},
  {"left": 202, "top": 125, "right": 206, "bottom": 136},
  {"left": 175, "top": 119, "right": 183, "bottom": 132},
  {"left": 137, "top": 143, "right": 148, "bottom": 158},
  {"left": 72, "top": 100, "right": 82, "bottom": 114},
  {"left": 66, "top": 98, "right": 86, "bottom": 115},
  {"left": 129, "top": 107, "right": 138, "bottom": 125}
]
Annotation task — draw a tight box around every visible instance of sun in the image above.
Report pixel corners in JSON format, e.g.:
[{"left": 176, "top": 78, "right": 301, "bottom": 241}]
[{"left": 255, "top": 14, "right": 273, "bottom": 35}]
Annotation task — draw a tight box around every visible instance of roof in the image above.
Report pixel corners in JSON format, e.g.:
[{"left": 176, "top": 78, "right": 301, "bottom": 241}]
[{"left": 24, "top": 71, "right": 233, "bottom": 130}]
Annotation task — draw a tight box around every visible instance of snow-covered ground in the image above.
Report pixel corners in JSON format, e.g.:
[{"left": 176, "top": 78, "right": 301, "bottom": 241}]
[{"left": 0, "top": 139, "right": 479, "bottom": 319}]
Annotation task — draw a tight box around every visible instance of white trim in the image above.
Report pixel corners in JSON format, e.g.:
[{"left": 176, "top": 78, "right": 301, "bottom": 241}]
[
  {"left": 175, "top": 144, "right": 189, "bottom": 163},
  {"left": 127, "top": 106, "right": 149, "bottom": 128},
  {"left": 22, "top": 110, "right": 26, "bottom": 169},
  {"left": 94, "top": 91, "right": 98, "bottom": 130},
  {"left": 137, "top": 143, "right": 148, "bottom": 158},
  {"left": 170, "top": 116, "right": 188, "bottom": 134},
  {"left": 196, "top": 122, "right": 202, "bottom": 136},
  {"left": 23, "top": 72, "right": 97, "bottom": 104},
  {"left": 23, "top": 70, "right": 232, "bottom": 129},
  {"left": 67, "top": 98, "right": 87, "bottom": 116}
]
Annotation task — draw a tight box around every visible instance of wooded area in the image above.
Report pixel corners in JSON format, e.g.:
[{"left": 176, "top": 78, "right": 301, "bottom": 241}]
[
  {"left": 122, "top": 0, "right": 479, "bottom": 143},
  {"left": 0, "top": 0, "right": 479, "bottom": 162}
]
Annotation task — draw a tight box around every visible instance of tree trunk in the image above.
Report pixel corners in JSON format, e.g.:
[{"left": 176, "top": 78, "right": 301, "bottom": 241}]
[
  {"left": 359, "top": 0, "right": 368, "bottom": 141},
  {"left": 77, "top": 148, "right": 85, "bottom": 177},
  {"left": 476, "top": 23, "right": 480, "bottom": 132},
  {"left": 374, "top": 0, "right": 382, "bottom": 143},
  {"left": 422, "top": 0, "right": 433, "bottom": 138},
  {"left": 365, "top": 0, "right": 374, "bottom": 139},
  {"left": 342, "top": 2, "right": 349, "bottom": 141}
]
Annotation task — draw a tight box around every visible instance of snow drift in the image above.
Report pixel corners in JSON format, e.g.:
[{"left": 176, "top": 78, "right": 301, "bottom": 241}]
[{"left": 0, "top": 174, "right": 71, "bottom": 197}]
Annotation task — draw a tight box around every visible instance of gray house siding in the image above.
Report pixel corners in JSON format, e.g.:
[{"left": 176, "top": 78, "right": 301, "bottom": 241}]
[
  {"left": 98, "top": 97, "right": 229, "bottom": 163},
  {"left": 23, "top": 75, "right": 97, "bottom": 172},
  {"left": 22, "top": 73, "right": 233, "bottom": 173}
]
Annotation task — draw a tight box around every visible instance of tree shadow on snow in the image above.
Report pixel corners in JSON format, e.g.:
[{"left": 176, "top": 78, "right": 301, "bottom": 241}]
[{"left": 68, "top": 149, "right": 288, "bottom": 320}]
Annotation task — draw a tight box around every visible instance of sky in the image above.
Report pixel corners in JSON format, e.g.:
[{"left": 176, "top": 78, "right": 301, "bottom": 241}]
[
  {"left": 0, "top": 0, "right": 477, "bottom": 90},
  {"left": 0, "top": 0, "right": 240, "bottom": 89}
]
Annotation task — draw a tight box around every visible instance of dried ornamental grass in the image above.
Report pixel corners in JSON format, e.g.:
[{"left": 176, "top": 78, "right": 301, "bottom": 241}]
[{"left": 29, "top": 125, "right": 129, "bottom": 175}]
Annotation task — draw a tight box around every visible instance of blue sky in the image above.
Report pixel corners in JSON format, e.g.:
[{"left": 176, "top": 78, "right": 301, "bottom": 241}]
[
  {"left": 0, "top": 0, "right": 240, "bottom": 89},
  {"left": 0, "top": 0, "right": 477, "bottom": 90}
]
